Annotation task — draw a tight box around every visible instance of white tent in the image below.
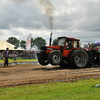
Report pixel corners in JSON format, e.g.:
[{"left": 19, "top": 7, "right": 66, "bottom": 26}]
[{"left": 0, "top": 41, "right": 24, "bottom": 50}]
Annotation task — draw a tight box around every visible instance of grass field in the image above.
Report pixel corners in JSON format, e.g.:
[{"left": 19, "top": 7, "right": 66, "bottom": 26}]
[
  {"left": 0, "top": 59, "right": 37, "bottom": 63},
  {"left": 0, "top": 78, "right": 100, "bottom": 100}
]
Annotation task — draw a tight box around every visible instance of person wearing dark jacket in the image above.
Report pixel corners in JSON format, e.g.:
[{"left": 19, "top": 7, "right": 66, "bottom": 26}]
[{"left": 4, "top": 48, "right": 9, "bottom": 67}]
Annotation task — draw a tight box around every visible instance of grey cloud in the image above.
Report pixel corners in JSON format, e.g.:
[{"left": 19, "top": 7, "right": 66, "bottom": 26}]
[
  {"left": 0, "top": 1, "right": 45, "bottom": 29},
  {"left": 49, "top": 0, "right": 100, "bottom": 32},
  {"left": 10, "top": 30, "right": 23, "bottom": 36},
  {"left": 72, "top": 1, "right": 100, "bottom": 31},
  {"left": 9, "top": 0, "right": 54, "bottom": 30},
  {"left": 0, "top": 0, "right": 100, "bottom": 44},
  {"left": 0, "top": 31, "right": 5, "bottom": 36}
]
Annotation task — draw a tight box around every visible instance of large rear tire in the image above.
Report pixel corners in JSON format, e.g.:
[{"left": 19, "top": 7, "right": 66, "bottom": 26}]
[
  {"left": 48, "top": 50, "right": 62, "bottom": 65},
  {"left": 38, "top": 56, "right": 49, "bottom": 65},
  {"left": 69, "top": 50, "right": 89, "bottom": 68}
]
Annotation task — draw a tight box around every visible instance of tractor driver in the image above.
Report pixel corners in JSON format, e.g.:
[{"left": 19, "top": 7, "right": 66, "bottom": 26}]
[{"left": 66, "top": 41, "right": 72, "bottom": 49}]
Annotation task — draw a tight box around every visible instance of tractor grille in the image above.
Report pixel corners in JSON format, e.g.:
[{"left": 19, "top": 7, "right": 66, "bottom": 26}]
[{"left": 41, "top": 46, "right": 47, "bottom": 54}]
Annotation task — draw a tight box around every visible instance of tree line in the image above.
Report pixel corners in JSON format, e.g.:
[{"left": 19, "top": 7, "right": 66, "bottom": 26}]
[
  {"left": 7, "top": 36, "right": 95, "bottom": 50},
  {"left": 7, "top": 37, "right": 47, "bottom": 49}
]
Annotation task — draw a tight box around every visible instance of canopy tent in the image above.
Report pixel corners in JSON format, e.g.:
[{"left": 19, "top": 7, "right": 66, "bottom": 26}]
[
  {"left": 95, "top": 39, "right": 100, "bottom": 45},
  {"left": 0, "top": 41, "right": 24, "bottom": 51}
]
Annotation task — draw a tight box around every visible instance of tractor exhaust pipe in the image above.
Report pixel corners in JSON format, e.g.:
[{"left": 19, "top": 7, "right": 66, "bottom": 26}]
[{"left": 49, "top": 33, "right": 52, "bottom": 46}]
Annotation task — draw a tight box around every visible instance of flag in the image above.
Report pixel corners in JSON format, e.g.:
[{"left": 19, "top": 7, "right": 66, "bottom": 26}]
[{"left": 26, "top": 34, "right": 31, "bottom": 50}]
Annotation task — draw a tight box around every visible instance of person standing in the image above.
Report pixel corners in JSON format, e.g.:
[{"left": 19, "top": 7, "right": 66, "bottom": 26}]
[
  {"left": 4, "top": 48, "right": 9, "bottom": 67},
  {"left": 97, "top": 45, "right": 100, "bottom": 52}
]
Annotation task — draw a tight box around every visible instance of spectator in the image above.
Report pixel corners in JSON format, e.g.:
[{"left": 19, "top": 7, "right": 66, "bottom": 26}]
[
  {"left": 3, "top": 48, "right": 9, "bottom": 67},
  {"left": 97, "top": 45, "right": 100, "bottom": 52},
  {"left": 0, "top": 52, "right": 3, "bottom": 60},
  {"left": 91, "top": 46, "right": 96, "bottom": 66}
]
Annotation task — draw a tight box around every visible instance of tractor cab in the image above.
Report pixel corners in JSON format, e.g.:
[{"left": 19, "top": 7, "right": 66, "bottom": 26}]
[
  {"left": 56, "top": 37, "right": 80, "bottom": 57},
  {"left": 57, "top": 36, "right": 80, "bottom": 49}
]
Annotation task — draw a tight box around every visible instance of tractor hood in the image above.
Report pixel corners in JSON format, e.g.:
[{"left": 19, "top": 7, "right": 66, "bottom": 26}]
[
  {"left": 46, "top": 46, "right": 61, "bottom": 50},
  {"left": 46, "top": 46, "right": 64, "bottom": 54},
  {"left": 40, "top": 46, "right": 64, "bottom": 55}
]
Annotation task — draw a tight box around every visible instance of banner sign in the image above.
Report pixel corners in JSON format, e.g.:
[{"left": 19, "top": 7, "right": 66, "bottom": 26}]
[{"left": 26, "top": 34, "right": 31, "bottom": 50}]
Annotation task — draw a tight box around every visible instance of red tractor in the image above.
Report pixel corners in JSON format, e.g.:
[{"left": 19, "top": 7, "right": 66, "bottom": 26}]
[{"left": 37, "top": 34, "right": 99, "bottom": 68}]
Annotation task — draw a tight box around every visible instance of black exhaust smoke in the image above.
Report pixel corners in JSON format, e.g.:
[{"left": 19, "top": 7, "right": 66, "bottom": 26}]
[{"left": 49, "top": 33, "right": 52, "bottom": 46}]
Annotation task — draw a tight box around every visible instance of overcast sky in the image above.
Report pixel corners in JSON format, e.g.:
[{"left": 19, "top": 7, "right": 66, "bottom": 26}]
[{"left": 0, "top": 0, "right": 100, "bottom": 45}]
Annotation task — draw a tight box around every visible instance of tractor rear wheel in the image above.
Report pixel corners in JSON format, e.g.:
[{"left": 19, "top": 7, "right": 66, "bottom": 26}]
[
  {"left": 69, "top": 50, "right": 89, "bottom": 68},
  {"left": 38, "top": 56, "right": 49, "bottom": 65},
  {"left": 48, "top": 50, "right": 62, "bottom": 65}
]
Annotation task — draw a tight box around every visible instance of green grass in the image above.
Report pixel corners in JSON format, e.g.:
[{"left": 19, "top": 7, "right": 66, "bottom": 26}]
[
  {"left": 0, "top": 78, "right": 100, "bottom": 100},
  {"left": 0, "top": 59, "right": 37, "bottom": 63}
]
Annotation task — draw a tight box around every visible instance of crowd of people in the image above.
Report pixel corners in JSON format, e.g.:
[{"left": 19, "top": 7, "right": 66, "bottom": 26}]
[
  {"left": 0, "top": 48, "right": 38, "bottom": 60},
  {"left": 83, "top": 44, "right": 100, "bottom": 52},
  {"left": 0, "top": 48, "right": 39, "bottom": 67}
]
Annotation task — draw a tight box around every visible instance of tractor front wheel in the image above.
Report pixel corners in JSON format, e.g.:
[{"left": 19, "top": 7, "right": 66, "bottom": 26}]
[{"left": 48, "top": 50, "right": 62, "bottom": 65}]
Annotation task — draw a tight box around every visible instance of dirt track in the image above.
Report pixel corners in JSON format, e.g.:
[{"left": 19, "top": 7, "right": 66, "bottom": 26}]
[{"left": 0, "top": 64, "right": 100, "bottom": 88}]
